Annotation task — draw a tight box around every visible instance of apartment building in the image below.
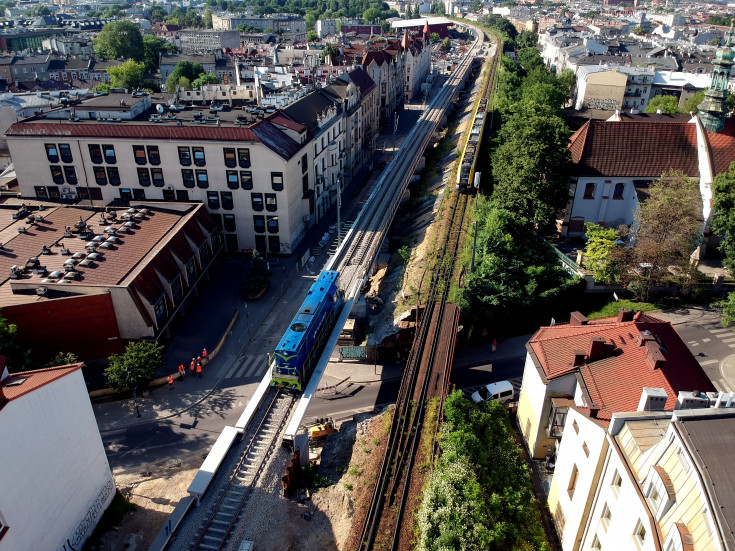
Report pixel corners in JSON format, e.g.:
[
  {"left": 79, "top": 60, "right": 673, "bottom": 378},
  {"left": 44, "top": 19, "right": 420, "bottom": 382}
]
[
  {"left": 179, "top": 30, "right": 240, "bottom": 54},
  {"left": 212, "top": 14, "right": 306, "bottom": 41}
]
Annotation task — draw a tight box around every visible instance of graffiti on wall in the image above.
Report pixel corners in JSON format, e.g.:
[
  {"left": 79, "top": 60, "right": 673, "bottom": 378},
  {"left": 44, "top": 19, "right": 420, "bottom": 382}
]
[
  {"left": 58, "top": 478, "right": 114, "bottom": 551},
  {"left": 585, "top": 97, "right": 619, "bottom": 110}
]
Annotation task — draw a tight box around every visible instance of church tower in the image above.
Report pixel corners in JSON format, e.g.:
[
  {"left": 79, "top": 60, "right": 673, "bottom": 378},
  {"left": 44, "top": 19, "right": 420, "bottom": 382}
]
[{"left": 698, "top": 24, "right": 734, "bottom": 133}]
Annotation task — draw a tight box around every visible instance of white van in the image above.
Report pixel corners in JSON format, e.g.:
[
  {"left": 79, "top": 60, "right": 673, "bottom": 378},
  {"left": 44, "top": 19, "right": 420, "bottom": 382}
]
[{"left": 471, "top": 380, "right": 514, "bottom": 404}]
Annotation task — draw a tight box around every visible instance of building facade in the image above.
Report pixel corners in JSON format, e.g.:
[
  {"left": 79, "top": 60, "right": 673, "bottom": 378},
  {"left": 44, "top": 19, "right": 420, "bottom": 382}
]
[{"left": 179, "top": 30, "right": 240, "bottom": 54}]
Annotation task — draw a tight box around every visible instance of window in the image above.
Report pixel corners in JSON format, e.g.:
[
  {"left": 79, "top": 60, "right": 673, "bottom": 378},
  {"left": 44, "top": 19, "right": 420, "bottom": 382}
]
[
  {"left": 221, "top": 191, "right": 233, "bottom": 210},
  {"left": 171, "top": 276, "right": 183, "bottom": 305},
  {"left": 271, "top": 171, "right": 284, "bottom": 191},
  {"left": 612, "top": 471, "right": 622, "bottom": 495},
  {"left": 265, "top": 193, "right": 277, "bottom": 212},
  {"left": 138, "top": 167, "right": 151, "bottom": 187},
  {"left": 238, "top": 147, "right": 250, "bottom": 168},
  {"left": 601, "top": 503, "right": 612, "bottom": 530},
  {"left": 133, "top": 188, "right": 146, "bottom": 200},
  {"left": 103, "top": 144, "right": 116, "bottom": 164},
  {"left": 268, "top": 235, "right": 280, "bottom": 253},
  {"left": 63, "top": 166, "right": 77, "bottom": 185},
  {"left": 199, "top": 243, "right": 209, "bottom": 265},
  {"left": 254, "top": 215, "right": 265, "bottom": 233},
  {"left": 35, "top": 186, "right": 48, "bottom": 198},
  {"left": 223, "top": 214, "right": 236, "bottom": 232},
  {"left": 207, "top": 191, "right": 220, "bottom": 210},
  {"left": 107, "top": 167, "right": 120, "bottom": 186},
  {"left": 568, "top": 464, "right": 579, "bottom": 500},
  {"left": 186, "top": 258, "right": 196, "bottom": 281},
  {"left": 196, "top": 170, "right": 209, "bottom": 188},
  {"left": 582, "top": 442, "right": 589, "bottom": 457},
  {"left": 573, "top": 420, "right": 579, "bottom": 434},
  {"left": 153, "top": 296, "right": 167, "bottom": 326},
  {"left": 176, "top": 189, "right": 189, "bottom": 201},
  {"left": 646, "top": 484, "right": 662, "bottom": 512},
  {"left": 178, "top": 146, "right": 191, "bottom": 166},
  {"left": 613, "top": 183, "right": 624, "bottom": 199},
  {"left": 147, "top": 146, "right": 161, "bottom": 165},
  {"left": 45, "top": 143, "right": 59, "bottom": 163},
  {"left": 302, "top": 174, "right": 309, "bottom": 195},
  {"left": 255, "top": 234, "right": 266, "bottom": 253},
  {"left": 59, "top": 143, "right": 72, "bottom": 163},
  {"left": 133, "top": 145, "right": 147, "bottom": 165},
  {"left": 633, "top": 520, "right": 647, "bottom": 547},
  {"left": 591, "top": 535, "right": 601, "bottom": 550},
  {"left": 163, "top": 189, "right": 176, "bottom": 201},
  {"left": 252, "top": 193, "right": 264, "bottom": 211},
  {"left": 583, "top": 183, "right": 595, "bottom": 199},
  {"left": 50, "top": 165, "right": 64, "bottom": 184},
  {"left": 182, "top": 169, "right": 195, "bottom": 188},
  {"left": 301, "top": 153, "right": 308, "bottom": 173},
  {"left": 151, "top": 168, "right": 164, "bottom": 187},
  {"left": 227, "top": 170, "right": 239, "bottom": 189},
  {"left": 120, "top": 188, "right": 133, "bottom": 200},
  {"left": 94, "top": 166, "right": 107, "bottom": 185},
  {"left": 88, "top": 144, "right": 103, "bottom": 164},
  {"left": 223, "top": 147, "right": 236, "bottom": 167},
  {"left": 240, "top": 171, "right": 253, "bottom": 190},
  {"left": 267, "top": 215, "right": 278, "bottom": 233},
  {"left": 193, "top": 147, "right": 206, "bottom": 166},
  {"left": 77, "top": 187, "right": 90, "bottom": 200}
]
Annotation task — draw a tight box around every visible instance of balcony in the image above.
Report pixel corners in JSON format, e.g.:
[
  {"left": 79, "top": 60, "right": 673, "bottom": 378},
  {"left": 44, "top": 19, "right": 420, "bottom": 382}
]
[{"left": 546, "top": 397, "right": 574, "bottom": 439}]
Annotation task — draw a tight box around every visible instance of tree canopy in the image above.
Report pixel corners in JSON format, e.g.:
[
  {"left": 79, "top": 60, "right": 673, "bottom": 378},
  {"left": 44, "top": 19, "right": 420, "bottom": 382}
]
[
  {"left": 107, "top": 60, "right": 146, "bottom": 91},
  {"left": 105, "top": 341, "right": 164, "bottom": 390},
  {"left": 583, "top": 223, "right": 620, "bottom": 284},
  {"left": 94, "top": 21, "right": 144, "bottom": 61},
  {"left": 165, "top": 60, "right": 206, "bottom": 92},
  {"left": 711, "top": 162, "right": 735, "bottom": 272},
  {"left": 142, "top": 34, "right": 178, "bottom": 71},
  {"left": 681, "top": 91, "right": 704, "bottom": 114},
  {"left": 192, "top": 73, "right": 221, "bottom": 88},
  {"left": 645, "top": 95, "right": 680, "bottom": 114}
]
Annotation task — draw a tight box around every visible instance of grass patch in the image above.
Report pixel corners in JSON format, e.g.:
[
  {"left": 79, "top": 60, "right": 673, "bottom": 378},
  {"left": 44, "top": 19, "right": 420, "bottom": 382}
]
[
  {"left": 583, "top": 298, "right": 666, "bottom": 320},
  {"left": 343, "top": 483, "right": 354, "bottom": 491},
  {"left": 82, "top": 489, "right": 136, "bottom": 550}
]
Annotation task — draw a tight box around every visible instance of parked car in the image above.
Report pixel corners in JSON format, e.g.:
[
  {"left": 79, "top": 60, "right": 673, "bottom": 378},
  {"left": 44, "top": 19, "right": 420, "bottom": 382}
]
[{"left": 471, "top": 380, "right": 514, "bottom": 404}]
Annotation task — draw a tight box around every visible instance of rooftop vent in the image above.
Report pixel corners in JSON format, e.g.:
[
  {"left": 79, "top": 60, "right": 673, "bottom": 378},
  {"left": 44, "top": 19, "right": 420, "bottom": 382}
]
[
  {"left": 617, "top": 308, "right": 634, "bottom": 322},
  {"left": 637, "top": 387, "right": 668, "bottom": 411},
  {"left": 570, "top": 311, "right": 589, "bottom": 326}
]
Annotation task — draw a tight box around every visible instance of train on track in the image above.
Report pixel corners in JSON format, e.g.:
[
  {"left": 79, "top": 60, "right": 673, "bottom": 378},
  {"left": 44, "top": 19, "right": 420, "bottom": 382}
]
[
  {"left": 271, "top": 270, "right": 344, "bottom": 391},
  {"left": 457, "top": 96, "right": 488, "bottom": 192}
]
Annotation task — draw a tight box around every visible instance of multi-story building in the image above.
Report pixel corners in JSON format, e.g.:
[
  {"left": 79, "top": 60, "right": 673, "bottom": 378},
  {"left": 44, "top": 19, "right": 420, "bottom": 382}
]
[
  {"left": 5, "top": 92, "right": 314, "bottom": 257},
  {"left": 8, "top": 55, "right": 52, "bottom": 83},
  {"left": 363, "top": 44, "right": 406, "bottom": 126},
  {"left": 574, "top": 66, "right": 655, "bottom": 111},
  {"left": 212, "top": 14, "right": 306, "bottom": 41},
  {"left": 0, "top": 362, "right": 115, "bottom": 550},
  {"left": 316, "top": 19, "right": 337, "bottom": 39},
  {"left": 179, "top": 30, "right": 240, "bottom": 54},
  {"left": 401, "top": 30, "right": 432, "bottom": 101}
]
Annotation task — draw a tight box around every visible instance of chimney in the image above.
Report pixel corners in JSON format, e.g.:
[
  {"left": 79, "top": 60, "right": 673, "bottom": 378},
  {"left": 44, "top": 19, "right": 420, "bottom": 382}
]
[
  {"left": 617, "top": 308, "right": 634, "bottom": 322},
  {"left": 587, "top": 337, "right": 609, "bottom": 362},
  {"left": 572, "top": 349, "right": 587, "bottom": 366},
  {"left": 638, "top": 330, "right": 655, "bottom": 346},
  {"left": 570, "top": 311, "right": 589, "bottom": 326},
  {"left": 637, "top": 387, "right": 668, "bottom": 411},
  {"left": 644, "top": 340, "right": 667, "bottom": 370}
]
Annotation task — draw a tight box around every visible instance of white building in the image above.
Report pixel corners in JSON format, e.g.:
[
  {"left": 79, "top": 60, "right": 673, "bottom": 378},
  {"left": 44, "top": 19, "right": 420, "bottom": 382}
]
[
  {"left": 0, "top": 362, "right": 115, "bottom": 551},
  {"left": 316, "top": 19, "right": 337, "bottom": 39}
]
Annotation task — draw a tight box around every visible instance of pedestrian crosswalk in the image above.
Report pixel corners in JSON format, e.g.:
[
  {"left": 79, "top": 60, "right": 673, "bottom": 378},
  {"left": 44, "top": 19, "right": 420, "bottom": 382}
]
[
  {"left": 713, "top": 378, "right": 734, "bottom": 393},
  {"left": 224, "top": 354, "right": 268, "bottom": 380}
]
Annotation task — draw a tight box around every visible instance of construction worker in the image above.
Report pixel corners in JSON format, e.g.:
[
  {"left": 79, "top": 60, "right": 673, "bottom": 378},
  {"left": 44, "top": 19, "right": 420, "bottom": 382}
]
[
  {"left": 196, "top": 363, "right": 202, "bottom": 378},
  {"left": 189, "top": 361, "right": 195, "bottom": 376},
  {"left": 178, "top": 364, "right": 185, "bottom": 380},
  {"left": 168, "top": 375, "right": 174, "bottom": 389},
  {"left": 202, "top": 348, "right": 208, "bottom": 360}
]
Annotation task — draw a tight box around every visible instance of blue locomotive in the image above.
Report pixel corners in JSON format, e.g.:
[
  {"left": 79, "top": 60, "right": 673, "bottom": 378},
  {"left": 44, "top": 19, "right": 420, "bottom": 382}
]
[{"left": 272, "top": 270, "right": 343, "bottom": 391}]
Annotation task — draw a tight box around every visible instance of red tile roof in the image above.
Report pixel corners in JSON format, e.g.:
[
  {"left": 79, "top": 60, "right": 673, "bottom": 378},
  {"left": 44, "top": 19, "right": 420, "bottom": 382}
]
[
  {"left": 568, "top": 120, "right": 700, "bottom": 177},
  {"left": 1, "top": 363, "right": 81, "bottom": 405},
  {"left": 703, "top": 117, "right": 735, "bottom": 176},
  {"left": 529, "top": 313, "right": 715, "bottom": 424}
]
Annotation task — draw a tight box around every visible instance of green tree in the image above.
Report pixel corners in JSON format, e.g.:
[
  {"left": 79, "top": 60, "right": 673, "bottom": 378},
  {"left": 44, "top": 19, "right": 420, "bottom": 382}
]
[
  {"left": 557, "top": 68, "right": 576, "bottom": 95},
  {"left": 192, "top": 73, "right": 220, "bottom": 88},
  {"left": 516, "top": 46, "right": 545, "bottom": 72},
  {"left": 94, "top": 21, "right": 144, "bottom": 61},
  {"left": 706, "top": 15, "right": 733, "bottom": 26},
  {"left": 430, "top": 32, "right": 440, "bottom": 43},
  {"left": 105, "top": 341, "right": 164, "bottom": 390},
  {"left": 645, "top": 95, "right": 680, "bottom": 114},
  {"left": 620, "top": 171, "right": 703, "bottom": 300},
  {"left": 0, "top": 313, "right": 30, "bottom": 373},
  {"left": 307, "top": 29, "right": 319, "bottom": 41},
  {"left": 681, "top": 91, "right": 704, "bottom": 114},
  {"left": 142, "top": 34, "right": 178, "bottom": 71},
  {"left": 203, "top": 8, "right": 213, "bottom": 28},
  {"left": 471, "top": 0, "right": 482, "bottom": 12},
  {"left": 491, "top": 103, "right": 572, "bottom": 228},
  {"left": 321, "top": 43, "right": 339, "bottom": 62},
  {"left": 516, "top": 30, "right": 536, "bottom": 49},
  {"left": 92, "top": 83, "right": 110, "bottom": 94},
  {"left": 711, "top": 162, "right": 735, "bottom": 272},
  {"left": 44, "top": 351, "right": 79, "bottom": 368},
  {"left": 631, "top": 26, "right": 646, "bottom": 35},
  {"left": 165, "top": 60, "right": 205, "bottom": 92},
  {"left": 583, "top": 223, "right": 620, "bottom": 284},
  {"left": 107, "top": 60, "right": 146, "bottom": 90},
  {"left": 715, "top": 291, "right": 735, "bottom": 328},
  {"left": 710, "top": 38, "right": 722, "bottom": 46},
  {"left": 442, "top": 37, "right": 451, "bottom": 50}
]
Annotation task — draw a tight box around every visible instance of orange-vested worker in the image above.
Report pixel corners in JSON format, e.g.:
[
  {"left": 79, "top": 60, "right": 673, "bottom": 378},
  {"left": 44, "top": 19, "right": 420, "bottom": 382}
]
[
  {"left": 196, "top": 363, "right": 202, "bottom": 378},
  {"left": 178, "top": 364, "right": 185, "bottom": 380},
  {"left": 189, "top": 360, "right": 195, "bottom": 375},
  {"left": 168, "top": 375, "right": 174, "bottom": 389},
  {"left": 202, "top": 348, "right": 208, "bottom": 359}
]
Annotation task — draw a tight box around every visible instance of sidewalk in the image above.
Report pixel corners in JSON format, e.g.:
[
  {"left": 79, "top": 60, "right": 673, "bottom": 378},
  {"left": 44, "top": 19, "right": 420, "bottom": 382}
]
[{"left": 92, "top": 111, "right": 421, "bottom": 432}]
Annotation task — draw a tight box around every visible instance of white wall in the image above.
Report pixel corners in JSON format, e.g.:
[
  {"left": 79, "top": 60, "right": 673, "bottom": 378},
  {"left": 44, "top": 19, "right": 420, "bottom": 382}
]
[
  {"left": 0, "top": 369, "right": 115, "bottom": 551},
  {"left": 568, "top": 178, "right": 639, "bottom": 235}
]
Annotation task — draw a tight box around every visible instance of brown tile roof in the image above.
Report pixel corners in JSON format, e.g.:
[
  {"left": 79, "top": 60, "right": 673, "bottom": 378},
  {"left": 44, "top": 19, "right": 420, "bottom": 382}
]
[
  {"left": 703, "top": 117, "right": 735, "bottom": 176},
  {"left": 568, "top": 120, "right": 700, "bottom": 177},
  {"left": 528, "top": 313, "right": 715, "bottom": 424},
  {"left": 1, "top": 363, "right": 81, "bottom": 405}
]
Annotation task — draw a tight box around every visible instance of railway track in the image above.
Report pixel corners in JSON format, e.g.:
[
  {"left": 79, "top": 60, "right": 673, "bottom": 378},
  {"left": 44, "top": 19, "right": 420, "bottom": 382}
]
[
  {"left": 188, "top": 389, "right": 295, "bottom": 550},
  {"left": 355, "top": 26, "right": 501, "bottom": 551}
]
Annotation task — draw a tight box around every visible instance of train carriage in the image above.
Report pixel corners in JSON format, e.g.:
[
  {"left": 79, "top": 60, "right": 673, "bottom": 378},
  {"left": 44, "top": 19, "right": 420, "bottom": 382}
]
[{"left": 272, "top": 270, "right": 343, "bottom": 391}]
